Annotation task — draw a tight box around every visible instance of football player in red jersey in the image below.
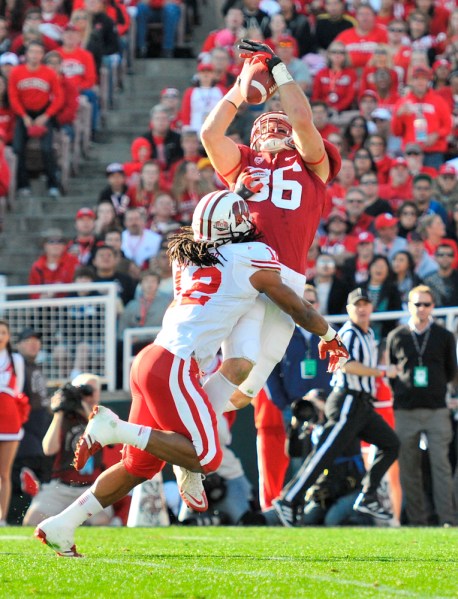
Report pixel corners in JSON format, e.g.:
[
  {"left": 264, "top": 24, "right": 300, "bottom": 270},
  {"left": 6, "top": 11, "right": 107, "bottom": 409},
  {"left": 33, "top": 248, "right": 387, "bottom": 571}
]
[{"left": 200, "top": 39, "right": 342, "bottom": 416}]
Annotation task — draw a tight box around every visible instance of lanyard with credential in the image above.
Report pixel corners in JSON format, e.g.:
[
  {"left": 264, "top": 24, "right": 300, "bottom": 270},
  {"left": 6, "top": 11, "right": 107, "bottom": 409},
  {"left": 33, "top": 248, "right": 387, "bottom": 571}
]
[{"left": 410, "top": 328, "right": 431, "bottom": 366}]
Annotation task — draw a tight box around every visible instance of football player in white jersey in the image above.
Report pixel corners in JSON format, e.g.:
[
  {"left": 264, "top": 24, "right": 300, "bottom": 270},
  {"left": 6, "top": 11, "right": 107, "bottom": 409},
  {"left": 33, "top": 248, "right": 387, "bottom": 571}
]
[{"left": 34, "top": 191, "right": 349, "bottom": 558}]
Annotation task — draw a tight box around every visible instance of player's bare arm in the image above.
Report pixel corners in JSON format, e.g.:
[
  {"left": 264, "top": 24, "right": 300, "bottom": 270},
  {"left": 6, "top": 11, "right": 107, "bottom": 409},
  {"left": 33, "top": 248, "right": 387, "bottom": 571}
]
[
  {"left": 200, "top": 64, "right": 253, "bottom": 184},
  {"left": 237, "top": 39, "right": 330, "bottom": 183},
  {"left": 250, "top": 269, "right": 349, "bottom": 373}
]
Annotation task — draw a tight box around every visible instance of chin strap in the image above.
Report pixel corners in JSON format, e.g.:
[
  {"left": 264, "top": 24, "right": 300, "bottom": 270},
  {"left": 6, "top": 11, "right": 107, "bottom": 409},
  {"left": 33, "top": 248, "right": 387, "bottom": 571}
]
[{"left": 258, "top": 136, "right": 295, "bottom": 153}]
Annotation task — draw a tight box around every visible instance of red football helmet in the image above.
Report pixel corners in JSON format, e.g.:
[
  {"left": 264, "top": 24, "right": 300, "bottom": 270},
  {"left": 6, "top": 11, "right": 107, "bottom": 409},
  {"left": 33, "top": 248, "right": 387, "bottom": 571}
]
[{"left": 250, "top": 111, "right": 294, "bottom": 153}]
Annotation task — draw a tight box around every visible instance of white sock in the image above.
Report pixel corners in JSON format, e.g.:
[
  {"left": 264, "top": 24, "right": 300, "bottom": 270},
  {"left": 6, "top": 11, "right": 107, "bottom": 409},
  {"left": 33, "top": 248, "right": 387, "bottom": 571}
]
[
  {"left": 203, "top": 371, "right": 238, "bottom": 418},
  {"left": 55, "top": 489, "right": 104, "bottom": 528},
  {"left": 115, "top": 420, "right": 151, "bottom": 450}
]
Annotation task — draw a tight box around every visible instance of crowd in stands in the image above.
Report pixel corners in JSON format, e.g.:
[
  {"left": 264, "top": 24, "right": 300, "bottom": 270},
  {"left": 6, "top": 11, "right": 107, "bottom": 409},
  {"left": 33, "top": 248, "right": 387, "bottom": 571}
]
[{"left": 0, "top": 0, "right": 458, "bottom": 528}]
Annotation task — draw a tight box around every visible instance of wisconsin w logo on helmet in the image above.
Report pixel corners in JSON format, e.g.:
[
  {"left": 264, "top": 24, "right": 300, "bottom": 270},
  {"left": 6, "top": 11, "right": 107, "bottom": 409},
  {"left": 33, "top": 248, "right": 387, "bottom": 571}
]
[{"left": 192, "top": 191, "right": 254, "bottom": 243}]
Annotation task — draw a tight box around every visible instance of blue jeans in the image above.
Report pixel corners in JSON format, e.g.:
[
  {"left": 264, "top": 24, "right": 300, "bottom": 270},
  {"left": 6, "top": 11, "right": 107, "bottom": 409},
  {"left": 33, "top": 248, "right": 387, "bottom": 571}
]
[
  {"left": 136, "top": 3, "right": 181, "bottom": 52},
  {"left": 81, "top": 89, "right": 100, "bottom": 133},
  {"left": 13, "top": 116, "right": 58, "bottom": 189}
]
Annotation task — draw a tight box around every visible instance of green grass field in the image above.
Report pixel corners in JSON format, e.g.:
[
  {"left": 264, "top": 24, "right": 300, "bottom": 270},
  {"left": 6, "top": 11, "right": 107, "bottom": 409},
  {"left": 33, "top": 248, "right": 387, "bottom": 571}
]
[{"left": 0, "top": 527, "right": 457, "bottom": 598}]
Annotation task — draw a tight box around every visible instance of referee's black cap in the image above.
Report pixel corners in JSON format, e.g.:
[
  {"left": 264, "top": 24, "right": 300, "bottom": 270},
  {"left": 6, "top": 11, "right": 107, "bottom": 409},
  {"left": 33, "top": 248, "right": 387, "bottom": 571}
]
[{"left": 347, "top": 288, "right": 371, "bottom": 305}]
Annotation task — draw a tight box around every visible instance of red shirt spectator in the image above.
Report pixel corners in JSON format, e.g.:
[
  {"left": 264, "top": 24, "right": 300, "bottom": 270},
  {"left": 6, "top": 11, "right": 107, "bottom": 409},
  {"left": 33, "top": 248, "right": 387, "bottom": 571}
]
[
  {"left": 335, "top": 4, "right": 388, "bottom": 68},
  {"left": 391, "top": 66, "right": 452, "bottom": 155},
  {"left": 29, "top": 229, "right": 79, "bottom": 298},
  {"left": 8, "top": 52, "right": 62, "bottom": 119},
  {"left": 57, "top": 25, "right": 97, "bottom": 91}
]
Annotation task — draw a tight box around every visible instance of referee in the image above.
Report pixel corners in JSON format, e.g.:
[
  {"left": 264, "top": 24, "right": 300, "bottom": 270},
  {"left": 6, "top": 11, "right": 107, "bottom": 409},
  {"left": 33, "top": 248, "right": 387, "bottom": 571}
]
[{"left": 274, "top": 288, "right": 400, "bottom": 527}]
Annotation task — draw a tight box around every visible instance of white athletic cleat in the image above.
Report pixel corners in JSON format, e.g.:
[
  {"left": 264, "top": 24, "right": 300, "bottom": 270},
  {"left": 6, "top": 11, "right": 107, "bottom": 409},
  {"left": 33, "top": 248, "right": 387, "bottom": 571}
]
[
  {"left": 173, "top": 466, "right": 208, "bottom": 512},
  {"left": 34, "top": 516, "right": 82, "bottom": 558},
  {"left": 73, "top": 405, "right": 121, "bottom": 471}
]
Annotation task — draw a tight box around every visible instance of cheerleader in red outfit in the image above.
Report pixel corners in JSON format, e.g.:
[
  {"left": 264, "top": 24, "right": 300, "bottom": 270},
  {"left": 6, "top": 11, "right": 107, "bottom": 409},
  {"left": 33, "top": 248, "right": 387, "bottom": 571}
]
[{"left": 0, "top": 320, "right": 27, "bottom": 525}]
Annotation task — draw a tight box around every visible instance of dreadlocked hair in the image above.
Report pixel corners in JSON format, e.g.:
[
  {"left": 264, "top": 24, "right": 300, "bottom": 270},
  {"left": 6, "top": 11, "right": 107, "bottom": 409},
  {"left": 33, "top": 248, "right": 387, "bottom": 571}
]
[{"left": 167, "top": 225, "right": 263, "bottom": 268}]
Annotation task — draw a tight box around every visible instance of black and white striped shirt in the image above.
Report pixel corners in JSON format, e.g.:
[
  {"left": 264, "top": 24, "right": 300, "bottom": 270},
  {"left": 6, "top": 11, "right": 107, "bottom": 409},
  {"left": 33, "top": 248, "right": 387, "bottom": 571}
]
[{"left": 330, "top": 320, "right": 378, "bottom": 395}]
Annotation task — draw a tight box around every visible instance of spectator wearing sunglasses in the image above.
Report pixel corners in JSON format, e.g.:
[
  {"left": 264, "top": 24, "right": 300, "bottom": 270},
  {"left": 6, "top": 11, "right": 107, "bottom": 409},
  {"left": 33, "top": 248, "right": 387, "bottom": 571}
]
[
  {"left": 423, "top": 243, "right": 458, "bottom": 306},
  {"left": 387, "top": 285, "right": 457, "bottom": 526}
]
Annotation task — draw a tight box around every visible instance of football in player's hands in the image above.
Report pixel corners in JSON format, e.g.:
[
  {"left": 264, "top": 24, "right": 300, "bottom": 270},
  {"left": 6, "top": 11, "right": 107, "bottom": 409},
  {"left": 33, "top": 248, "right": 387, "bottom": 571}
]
[{"left": 238, "top": 56, "right": 278, "bottom": 105}]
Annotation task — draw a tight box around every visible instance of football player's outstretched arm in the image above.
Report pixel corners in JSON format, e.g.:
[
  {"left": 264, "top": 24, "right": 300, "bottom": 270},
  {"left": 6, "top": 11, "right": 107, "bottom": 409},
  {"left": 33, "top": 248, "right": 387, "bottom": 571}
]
[
  {"left": 200, "top": 81, "right": 244, "bottom": 186},
  {"left": 237, "top": 39, "right": 330, "bottom": 182},
  {"left": 250, "top": 269, "right": 349, "bottom": 372}
]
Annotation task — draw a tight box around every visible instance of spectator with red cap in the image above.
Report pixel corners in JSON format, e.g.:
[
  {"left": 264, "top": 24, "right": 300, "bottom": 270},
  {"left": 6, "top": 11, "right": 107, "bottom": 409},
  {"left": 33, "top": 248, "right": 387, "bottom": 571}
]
[
  {"left": 392, "top": 65, "right": 452, "bottom": 169},
  {"left": 67, "top": 207, "right": 97, "bottom": 266},
  {"left": 379, "top": 157, "right": 413, "bottom": 211},
  {"left": 160, "top": 87, "right": 182, "bottom": 132},
  {"left": 341, "top": 231, "right": 375, "bottom": 287},
  {"left": 433, "top": 164, "right": 458, "bottom": 211},
  {"left": 334, "top": 3, "right": 388, "bottom": 69},
  {"left": 311, "top": 41, "right": 357, "bottom": 113},
  {"left": 29, "top": 228, "right": 79, "bottom": 298},
  {"left": 374, "top": 213, "right": 407, "bottom": 259}
]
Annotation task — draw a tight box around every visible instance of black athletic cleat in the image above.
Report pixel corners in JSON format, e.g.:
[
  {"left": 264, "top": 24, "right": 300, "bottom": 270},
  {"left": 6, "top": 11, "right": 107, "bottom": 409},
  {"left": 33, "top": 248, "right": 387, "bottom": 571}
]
[
  {"left": 272, "top": 498, "right": 302, "bottom": 527},
  {"left": 353, "top": 492, "right": 392, "bottom": 520}
]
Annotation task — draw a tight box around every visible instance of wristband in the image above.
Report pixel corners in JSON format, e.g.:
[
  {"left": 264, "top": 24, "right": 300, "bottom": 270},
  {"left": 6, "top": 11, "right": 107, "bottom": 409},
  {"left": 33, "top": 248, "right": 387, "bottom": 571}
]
[
  {"left": 320, "top": 325, "right": 336, "bottom": 342},
  {"left": 224, "top": 86, "right": 243, "bottom": 109},
  {"left": 271, "top": 62, "right": 294, "bottom": 87}
]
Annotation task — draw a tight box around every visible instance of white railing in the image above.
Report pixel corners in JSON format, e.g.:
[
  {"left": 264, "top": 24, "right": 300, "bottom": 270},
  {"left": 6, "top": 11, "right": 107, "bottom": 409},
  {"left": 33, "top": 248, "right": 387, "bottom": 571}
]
[
  {"left": 120, "top": 307, "right": 458, "bottom": 390},
  {"left": 0, "top": 282, "right": 118, "bottom": 390}
]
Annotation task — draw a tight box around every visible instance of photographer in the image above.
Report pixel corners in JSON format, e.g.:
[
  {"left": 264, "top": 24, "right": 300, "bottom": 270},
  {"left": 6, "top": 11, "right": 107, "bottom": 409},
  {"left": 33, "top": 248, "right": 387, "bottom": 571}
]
[{"left": 22, "top": 373, "right": 113, "bottom": 527}]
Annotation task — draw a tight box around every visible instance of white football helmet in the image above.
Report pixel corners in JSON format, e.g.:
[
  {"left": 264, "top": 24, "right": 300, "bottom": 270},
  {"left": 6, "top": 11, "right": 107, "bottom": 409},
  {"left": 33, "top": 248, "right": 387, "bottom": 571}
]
[
  {"left": 192, "top": 190, "right": 253, "bottom": 243},
  {"left": 250, "top": 111, "right": 295, "bottom": 153}
]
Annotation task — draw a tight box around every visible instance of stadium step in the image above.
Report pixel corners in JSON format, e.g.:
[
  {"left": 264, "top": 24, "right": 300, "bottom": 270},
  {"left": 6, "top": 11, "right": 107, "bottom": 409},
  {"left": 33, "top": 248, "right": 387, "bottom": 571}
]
[{"left": 0, "top": 2, "right": 223, "bottom": 285}]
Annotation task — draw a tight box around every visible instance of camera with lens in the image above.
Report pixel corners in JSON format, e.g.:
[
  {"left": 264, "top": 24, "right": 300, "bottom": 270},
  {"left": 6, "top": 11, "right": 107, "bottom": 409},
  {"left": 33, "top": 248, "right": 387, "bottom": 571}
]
[
  {"left": 51, "top": 382, "right": 94, "bottom": 414},
  {"left": 287, "top": 392, "right": 324, "bottom": 459}
]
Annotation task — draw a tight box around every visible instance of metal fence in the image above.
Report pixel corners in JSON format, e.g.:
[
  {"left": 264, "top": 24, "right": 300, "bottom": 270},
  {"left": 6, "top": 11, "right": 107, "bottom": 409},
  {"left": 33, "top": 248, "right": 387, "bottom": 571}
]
[{"left": 0, "top": 282, "right": 118, "bottom": 390}]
